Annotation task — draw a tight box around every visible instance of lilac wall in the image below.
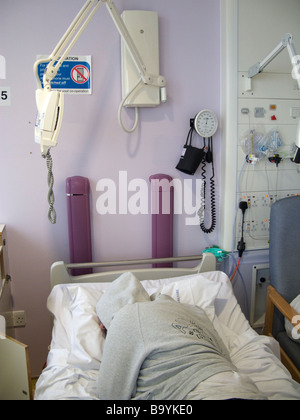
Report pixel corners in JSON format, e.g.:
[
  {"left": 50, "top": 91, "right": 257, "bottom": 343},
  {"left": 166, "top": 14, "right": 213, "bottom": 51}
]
[{"left": 0, "top": 0, "right": 221, "bottom": 375}]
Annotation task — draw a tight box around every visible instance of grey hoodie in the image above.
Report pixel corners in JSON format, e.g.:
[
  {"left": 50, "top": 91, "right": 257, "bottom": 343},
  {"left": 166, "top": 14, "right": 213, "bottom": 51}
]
[
  {"left": 96, "top": 272, "right": 151, "bottom": 329},
  {"left": 96, "top": 273, "right": 241, "bottom": 400}
]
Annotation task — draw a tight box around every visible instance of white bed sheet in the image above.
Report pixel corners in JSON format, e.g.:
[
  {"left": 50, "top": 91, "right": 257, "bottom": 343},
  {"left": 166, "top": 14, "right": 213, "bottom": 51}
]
[{"left": 34, "top": 271, "right": 300, "bottom": 400}]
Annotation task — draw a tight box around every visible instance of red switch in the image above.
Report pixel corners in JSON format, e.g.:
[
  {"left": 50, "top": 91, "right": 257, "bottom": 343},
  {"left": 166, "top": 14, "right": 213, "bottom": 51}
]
[{"left": 271, "top": 115, "right": 277, "bottom": 121}]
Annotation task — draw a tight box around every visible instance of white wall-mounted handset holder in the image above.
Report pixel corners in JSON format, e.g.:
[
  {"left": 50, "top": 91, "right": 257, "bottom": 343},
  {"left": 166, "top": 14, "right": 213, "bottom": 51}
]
[
  {"left": 119, "top": 10, "right": 166, "bottom": 133},
  {"left": 121, "top": 10, "right": 165, "bottom": 108}
]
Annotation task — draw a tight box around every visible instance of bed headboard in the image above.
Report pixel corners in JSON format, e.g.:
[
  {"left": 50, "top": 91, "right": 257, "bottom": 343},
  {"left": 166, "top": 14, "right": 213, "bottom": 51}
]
[{"left": 50, "top": 252, "right": 216, "bottom": 289}]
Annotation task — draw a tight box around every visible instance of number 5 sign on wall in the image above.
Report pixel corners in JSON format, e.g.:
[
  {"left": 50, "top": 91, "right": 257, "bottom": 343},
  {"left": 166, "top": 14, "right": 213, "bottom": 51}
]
[{"left": 0, "top": 88, "right": 11, "bottom": 106}]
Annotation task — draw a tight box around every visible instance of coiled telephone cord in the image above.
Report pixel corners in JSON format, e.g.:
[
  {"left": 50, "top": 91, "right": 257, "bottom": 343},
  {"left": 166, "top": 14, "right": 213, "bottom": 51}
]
[{"left": 43, "top": 150, "right": 56, "bottom": 224}]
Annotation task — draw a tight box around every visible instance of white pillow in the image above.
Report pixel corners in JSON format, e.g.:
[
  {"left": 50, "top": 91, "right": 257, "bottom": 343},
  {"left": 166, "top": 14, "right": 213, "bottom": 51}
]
[
  {"left": 158, "top": 274, "right": 222, "bottom": 322},
  {"left": 285, "top": 294, "right": 300, "bottom": 343},
  {"left": 48, "top": 273, "right": 223, "bottom": 369}
]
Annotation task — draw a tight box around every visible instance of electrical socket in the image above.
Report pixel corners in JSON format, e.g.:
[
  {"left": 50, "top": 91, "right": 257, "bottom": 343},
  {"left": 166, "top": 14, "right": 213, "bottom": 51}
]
[{"left": 11, "top": 311, "right": 26, "bottom": 328}]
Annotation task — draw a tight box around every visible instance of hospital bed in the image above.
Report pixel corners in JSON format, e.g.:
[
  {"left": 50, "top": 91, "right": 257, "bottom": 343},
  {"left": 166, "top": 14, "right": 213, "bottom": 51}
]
[{"left": 34, "top": 252, "right": 300, "bottom": 400}]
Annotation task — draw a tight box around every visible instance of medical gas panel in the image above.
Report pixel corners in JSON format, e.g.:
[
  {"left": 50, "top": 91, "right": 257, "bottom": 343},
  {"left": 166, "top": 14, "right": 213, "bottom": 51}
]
[
  {"left": 220, "top": 0, "right": 300, "bottom": 252},
  {"left": 236, "top": 72, "right": 300, "bottom": 250}
]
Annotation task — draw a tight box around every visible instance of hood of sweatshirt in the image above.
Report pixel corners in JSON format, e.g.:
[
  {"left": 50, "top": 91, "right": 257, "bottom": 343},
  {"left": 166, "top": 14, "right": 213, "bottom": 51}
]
[{"left": 96, "top": 272, "right": 151, "bottom": 329}]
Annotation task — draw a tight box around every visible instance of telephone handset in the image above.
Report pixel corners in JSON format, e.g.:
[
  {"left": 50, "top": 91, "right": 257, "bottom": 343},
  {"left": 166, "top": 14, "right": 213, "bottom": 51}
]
[{"left": 193, "top": 110, "right": 218, "bottom": 234}]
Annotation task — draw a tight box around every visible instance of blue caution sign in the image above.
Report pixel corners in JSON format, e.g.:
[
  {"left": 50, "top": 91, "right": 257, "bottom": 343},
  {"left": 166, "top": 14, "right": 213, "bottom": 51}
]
[{"left": 37, "top": 55, "right": 92, "bottom": 94}]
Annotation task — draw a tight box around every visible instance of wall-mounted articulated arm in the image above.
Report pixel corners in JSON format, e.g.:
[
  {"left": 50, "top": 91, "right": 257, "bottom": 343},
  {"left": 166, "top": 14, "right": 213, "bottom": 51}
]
[
  {"left": 34, "top": 0, "right": 166, "bottom": 156},
  {"left": 248, "top": 34, "right": 296, "bottom": 78},
  {"left": 34, "top": 0, "right": 167, "bottom": 224},
  {"left": 248, "top": 33, "right": 300, "bottom": 163},
  {"left": 34, "top": 0, "right": 104, "bottom": 91},
  {"left": 34, "top": 0, "right": 166, "bottom": 92},
  {"left": 106, "top": 0, "right": 166, "bottom": 89},
  {"left": 34, "top": 0, "right": 104, "bottom": 156}
]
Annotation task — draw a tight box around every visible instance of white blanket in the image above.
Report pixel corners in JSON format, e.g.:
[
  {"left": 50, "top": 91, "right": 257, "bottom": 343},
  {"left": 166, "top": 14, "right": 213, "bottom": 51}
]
[{"left": 35, "top": 271, "right": 300, "bottom": 400}]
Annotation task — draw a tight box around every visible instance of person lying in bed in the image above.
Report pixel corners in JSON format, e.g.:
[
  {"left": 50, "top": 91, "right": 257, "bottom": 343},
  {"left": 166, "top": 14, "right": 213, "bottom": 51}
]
[{"left": 96, "top": 273, "right": 266, "bottom": 400}]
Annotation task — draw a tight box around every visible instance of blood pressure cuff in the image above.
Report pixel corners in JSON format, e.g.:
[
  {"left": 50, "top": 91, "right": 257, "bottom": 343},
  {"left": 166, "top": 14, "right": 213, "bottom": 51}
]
[{"left": 176, "top": 145, "right": 205, "bottom": 175}]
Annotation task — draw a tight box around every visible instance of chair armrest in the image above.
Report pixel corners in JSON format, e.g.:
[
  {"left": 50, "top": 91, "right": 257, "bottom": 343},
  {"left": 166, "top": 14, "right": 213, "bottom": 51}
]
[
  {"left": 0, "top": 245, "right": 4, "bottom": 280},
  {"left": 264, "top": 286, "right": 299, "bottom": 336}
]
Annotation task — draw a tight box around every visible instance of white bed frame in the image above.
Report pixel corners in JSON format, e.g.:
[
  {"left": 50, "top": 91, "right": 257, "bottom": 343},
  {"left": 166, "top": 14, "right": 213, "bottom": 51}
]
[
  {"left": 38, "top": 251, "right": 300, "bottom": 400},
  {"left": 50, "top": 253, "right": 216, "bottom": 289}
]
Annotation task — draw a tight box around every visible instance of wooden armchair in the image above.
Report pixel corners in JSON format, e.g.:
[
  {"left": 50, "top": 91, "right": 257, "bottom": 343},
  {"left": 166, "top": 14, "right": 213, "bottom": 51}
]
[
  {"left": 266, "top": 196, "right": 300, "bottom": 383},
  {"left": 264, "top": 286, "right": 300, "bottom": 383}
]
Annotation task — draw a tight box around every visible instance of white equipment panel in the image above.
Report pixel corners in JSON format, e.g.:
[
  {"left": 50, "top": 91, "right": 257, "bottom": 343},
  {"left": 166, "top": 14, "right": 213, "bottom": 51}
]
[
  {"left": 236, "top": 72, "right": 300, "bottom": 250},
  {"left": 220, "top": 0, "right": 300, "bottom": 252}
]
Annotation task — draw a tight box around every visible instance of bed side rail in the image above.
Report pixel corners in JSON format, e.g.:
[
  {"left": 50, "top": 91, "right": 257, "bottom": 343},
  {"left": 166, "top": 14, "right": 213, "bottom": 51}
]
[{"left": 50, "top": 253, "right": 216, "bottom": 289}]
